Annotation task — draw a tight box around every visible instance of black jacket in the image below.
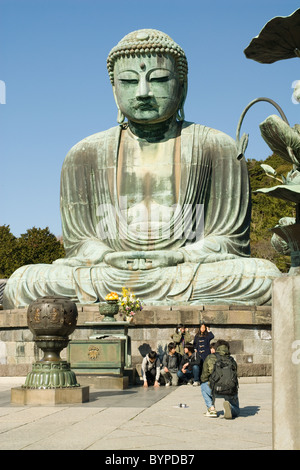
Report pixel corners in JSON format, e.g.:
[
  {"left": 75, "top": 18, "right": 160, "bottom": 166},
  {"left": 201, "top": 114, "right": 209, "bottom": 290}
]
[{"left": 180, "top": 351, "right": 201, "bottom": 371}]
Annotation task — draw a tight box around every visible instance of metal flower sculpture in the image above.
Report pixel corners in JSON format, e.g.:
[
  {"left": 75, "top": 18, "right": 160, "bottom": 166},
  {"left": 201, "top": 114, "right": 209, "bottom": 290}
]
[
  {"left": 243, "top": 9, "right": 300, "bottom": 271},
  {"left": 244, "top": 9, "right": 300, "bottom": 63},
  {"left": 256, "top": 118, "right": 300, "bottom": 204}
]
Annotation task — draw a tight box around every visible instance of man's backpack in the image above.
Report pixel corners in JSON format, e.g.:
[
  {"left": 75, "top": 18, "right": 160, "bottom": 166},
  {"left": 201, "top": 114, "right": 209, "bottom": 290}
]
[{"left": 209, "top": 353, "right": 238, "bottom": 397}]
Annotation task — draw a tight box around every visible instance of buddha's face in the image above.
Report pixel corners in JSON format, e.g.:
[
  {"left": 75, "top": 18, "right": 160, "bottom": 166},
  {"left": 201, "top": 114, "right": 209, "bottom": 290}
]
[{"left": 113, "top": 54, "right": 183, "bottom": 124}]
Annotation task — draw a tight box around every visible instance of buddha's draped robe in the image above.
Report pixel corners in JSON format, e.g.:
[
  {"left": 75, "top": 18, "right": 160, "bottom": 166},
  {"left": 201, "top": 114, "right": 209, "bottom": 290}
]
[{"left": 3, "top": 122, "right": 280, "bottom": 308}]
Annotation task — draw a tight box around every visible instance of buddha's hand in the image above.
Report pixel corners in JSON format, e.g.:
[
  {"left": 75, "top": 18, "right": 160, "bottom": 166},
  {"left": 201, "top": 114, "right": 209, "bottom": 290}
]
[{"left": 103, "top": 250, "right": 184, "bottom": 270}]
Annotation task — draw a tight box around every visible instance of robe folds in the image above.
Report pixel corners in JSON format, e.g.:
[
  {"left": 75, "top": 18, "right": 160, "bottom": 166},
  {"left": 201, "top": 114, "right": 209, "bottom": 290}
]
[{"left": 3, "top": 122, "right": 280, "bottom": 308}]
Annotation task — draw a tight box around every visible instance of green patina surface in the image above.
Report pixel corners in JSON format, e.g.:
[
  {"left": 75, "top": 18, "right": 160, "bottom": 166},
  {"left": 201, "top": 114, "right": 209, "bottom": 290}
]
[{"left": 3, "top": 29, "right": 280, "bottom": 310}]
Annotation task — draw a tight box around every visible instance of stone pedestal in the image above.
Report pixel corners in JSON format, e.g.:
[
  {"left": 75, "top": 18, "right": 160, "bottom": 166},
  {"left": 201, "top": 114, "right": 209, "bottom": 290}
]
[
  {"left": 272, "top": 276, "right": 300, "bottom": 450},
  {"left": 11, "top": 385, "right": 89, "bottom": 405}
]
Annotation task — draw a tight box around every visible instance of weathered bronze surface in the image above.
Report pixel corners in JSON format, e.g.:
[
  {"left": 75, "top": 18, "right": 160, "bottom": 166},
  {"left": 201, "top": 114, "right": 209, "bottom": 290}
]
[
  {"left": 68, "top": 339, "right": 125, "bottom": 375},
  {"left": 27, "top": 295, "right": 78, "bottom": 340},
  {"left": 23, "top": 361, "right": 79, "bottom": 389},
  {"left": 24, "top": 297, "right": 80, "bottom": 389},
  {"left": 244, "top": 9, "right": 300, "bottom": 64},
  {"left": 3, "top": 29, "right": 281, "bottom": 309},
  {"left": 99, "top": 300, "right": 119, "bottom": 322}
]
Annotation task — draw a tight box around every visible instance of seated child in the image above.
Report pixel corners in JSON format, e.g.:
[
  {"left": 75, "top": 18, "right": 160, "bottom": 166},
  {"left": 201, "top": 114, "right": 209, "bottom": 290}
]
[
  {"left": 161, "top": 342, "right": 182, "bottom": 386},
  {"left": 141, "top": 350, "right": 161, "bottom": 387},
  {"left": 177, "top": 344, "right": 201, "bottom": 386}
]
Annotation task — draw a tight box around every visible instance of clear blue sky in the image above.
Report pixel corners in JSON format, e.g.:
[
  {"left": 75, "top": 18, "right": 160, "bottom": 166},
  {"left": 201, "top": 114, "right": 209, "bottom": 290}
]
[{"left": 1, "top": 0, "right": 299, "bottom": 237}]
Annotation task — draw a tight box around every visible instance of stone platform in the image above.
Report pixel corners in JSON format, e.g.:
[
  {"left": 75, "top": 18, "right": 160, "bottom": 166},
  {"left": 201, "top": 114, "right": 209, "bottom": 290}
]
[
  {"left": 0, "top": 304, "right": 272, "bottom": 380},
  {"left": 76, "top": 374, "right": 129, "bottom": 390}
]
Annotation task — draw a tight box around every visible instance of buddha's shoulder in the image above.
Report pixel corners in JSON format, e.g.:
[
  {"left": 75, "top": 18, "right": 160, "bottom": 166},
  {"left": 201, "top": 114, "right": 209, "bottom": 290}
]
[
  {"left": 185, "top": 122, "right": 236, "bottom": 147},
  {"left": 66, "top": 126, "right": 120, "bottom": 156}
]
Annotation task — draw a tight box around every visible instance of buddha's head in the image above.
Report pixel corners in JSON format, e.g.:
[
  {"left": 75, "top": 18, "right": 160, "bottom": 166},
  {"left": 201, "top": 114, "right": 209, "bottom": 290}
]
[{"left": 107, "top": 29, "right": 188, "bottom": 125}]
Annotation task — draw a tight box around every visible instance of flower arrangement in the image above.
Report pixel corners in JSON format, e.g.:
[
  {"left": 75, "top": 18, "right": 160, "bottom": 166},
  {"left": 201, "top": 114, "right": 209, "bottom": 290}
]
[{"left": 118, "top": 287, "right": 143, "bottom": 321}]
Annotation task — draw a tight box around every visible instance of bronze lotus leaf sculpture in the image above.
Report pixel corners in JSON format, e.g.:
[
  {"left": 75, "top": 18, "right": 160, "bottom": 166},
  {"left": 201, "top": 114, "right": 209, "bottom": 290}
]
[
  {"left": 243, "top": 9, "right": 300, "bottom": 270},
  {"left": 244, "top": 9, "right": 300, "bottom": 63}
]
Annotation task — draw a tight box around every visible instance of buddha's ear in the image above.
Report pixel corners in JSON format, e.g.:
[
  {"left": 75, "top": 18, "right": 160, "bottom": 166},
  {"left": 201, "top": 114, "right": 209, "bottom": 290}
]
[
  {"left": 176, "top": 82, "right": 188, "bottom": 122},
  {"left": 112, "top": 86, "right": 125, "bottom": 124}
]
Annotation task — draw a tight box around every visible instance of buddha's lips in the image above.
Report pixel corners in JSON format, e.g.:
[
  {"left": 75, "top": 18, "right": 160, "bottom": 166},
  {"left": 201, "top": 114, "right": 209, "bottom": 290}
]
[{"left": 134, "top": 102, "right": 158, "bottom": 111}]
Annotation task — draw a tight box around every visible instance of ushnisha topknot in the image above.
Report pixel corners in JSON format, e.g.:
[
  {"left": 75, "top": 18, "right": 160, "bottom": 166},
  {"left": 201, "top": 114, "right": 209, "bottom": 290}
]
[{"left": 107, "top": 29, "right": 188, "bottom": 85}]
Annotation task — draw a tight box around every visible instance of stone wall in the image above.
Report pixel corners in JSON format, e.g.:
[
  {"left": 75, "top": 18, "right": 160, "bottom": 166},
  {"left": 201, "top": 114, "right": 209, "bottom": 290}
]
[{"left": 0, "top": 303, "right": 272, "bottom": 379}]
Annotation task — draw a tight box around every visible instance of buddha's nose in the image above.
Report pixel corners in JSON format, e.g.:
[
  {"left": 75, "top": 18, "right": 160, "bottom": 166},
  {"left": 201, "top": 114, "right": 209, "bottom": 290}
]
[{"left": 136, "top": 77, "right": 153, "bottom": 99}]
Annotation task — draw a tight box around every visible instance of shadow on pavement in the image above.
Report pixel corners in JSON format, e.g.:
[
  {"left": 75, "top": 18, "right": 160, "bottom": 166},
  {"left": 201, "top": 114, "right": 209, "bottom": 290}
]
[
  {"left": 87, "top": 385, "right": 174, "bottom": 408},
  {"left": 239, "top": 405, "right": 261, "bottom": 417}
]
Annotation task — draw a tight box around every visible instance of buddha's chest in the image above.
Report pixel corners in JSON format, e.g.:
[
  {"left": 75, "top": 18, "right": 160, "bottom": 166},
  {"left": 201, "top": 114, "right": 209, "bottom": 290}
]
[{"left": 117, "top": 137, "right": 178, "bottom": 207}]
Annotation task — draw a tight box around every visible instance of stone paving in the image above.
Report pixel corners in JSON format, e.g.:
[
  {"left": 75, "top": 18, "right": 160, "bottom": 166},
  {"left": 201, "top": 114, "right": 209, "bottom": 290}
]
[{"left": 0, "top": 377, "right": 272, "bottom": 451}]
